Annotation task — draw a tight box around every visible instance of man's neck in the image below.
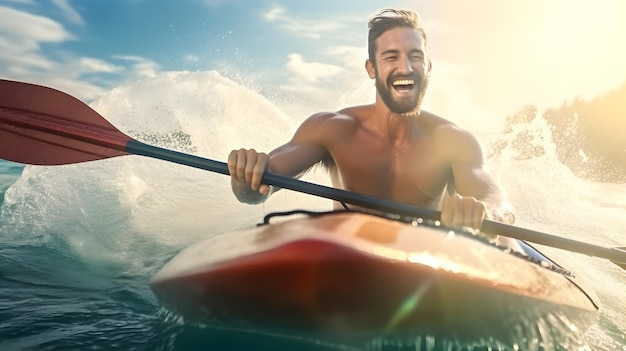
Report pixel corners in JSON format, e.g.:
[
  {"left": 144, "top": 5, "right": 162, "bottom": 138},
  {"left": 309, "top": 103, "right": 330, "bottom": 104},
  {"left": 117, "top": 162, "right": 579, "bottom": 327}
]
[{"left": 372, "top": 101, "right": 422, "bottom": 143}]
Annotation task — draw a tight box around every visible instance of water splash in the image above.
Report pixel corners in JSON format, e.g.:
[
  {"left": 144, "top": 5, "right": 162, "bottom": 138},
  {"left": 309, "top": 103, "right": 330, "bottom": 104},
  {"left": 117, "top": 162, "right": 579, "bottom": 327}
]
[
  {"left": 0, "top": 70, "right": 624, "bottom": 349},
  {"left": 0, "top": 71, "right": 329, "bottom": 275}
]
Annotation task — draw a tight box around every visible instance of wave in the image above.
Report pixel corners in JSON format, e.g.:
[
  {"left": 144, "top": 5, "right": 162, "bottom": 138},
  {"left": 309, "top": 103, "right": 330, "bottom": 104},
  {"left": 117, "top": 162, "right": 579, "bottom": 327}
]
[
  {"left": 487, "top": 82, "right": 626, "bottom": 184},
  {"left": 0, "top": 70, "right": 624, "bottom": 348},
  {"left": 0, "top": 71, "right": 329, "bottom": 272},
  {"left": 1, "top": 70, "right": 623, "bottom": 268}
]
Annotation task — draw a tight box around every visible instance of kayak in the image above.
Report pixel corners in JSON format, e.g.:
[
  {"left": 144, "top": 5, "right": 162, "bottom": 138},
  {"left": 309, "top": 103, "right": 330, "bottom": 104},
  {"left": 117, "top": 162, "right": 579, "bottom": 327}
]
[
  {"left": 0, "top": 78, "right": 615, "bottom": 345},
  {"left": 150, "top": 210, "right": 598, "bottom": 340}
]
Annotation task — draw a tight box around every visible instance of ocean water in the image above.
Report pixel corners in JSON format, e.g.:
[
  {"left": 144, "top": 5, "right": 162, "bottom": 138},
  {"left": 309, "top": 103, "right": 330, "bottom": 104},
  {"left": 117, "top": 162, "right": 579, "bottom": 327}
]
[{"left": 0, "top": 71, "right": 624, "bottom": 350}]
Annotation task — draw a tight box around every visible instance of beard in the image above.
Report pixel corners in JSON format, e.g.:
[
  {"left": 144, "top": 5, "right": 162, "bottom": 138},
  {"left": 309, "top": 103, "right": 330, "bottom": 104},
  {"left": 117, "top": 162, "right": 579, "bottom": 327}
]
[{"left": 375, "top": 72, "right": 430, "bottom": 116}]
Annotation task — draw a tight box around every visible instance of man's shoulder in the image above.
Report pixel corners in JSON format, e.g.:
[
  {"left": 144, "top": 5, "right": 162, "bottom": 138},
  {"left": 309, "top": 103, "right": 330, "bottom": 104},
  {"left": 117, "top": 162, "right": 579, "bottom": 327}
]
[
  {"left": 304, "top": 105, "right": 372, "bottom": 128},
  {"left": 418, "top": 110, "right": 453, "bottom": 127},
  {"left": 337, "top": 104, "right": 373, "bottom": 116},
  {"left": 418, "top": 111, "right": 460, "bottom": 138},
  {"left": 420, "top": 111, "right": 482, "bottom": 153},
  {"left": 329, "top": 104, "right": 373, "bottom": 122},
  {"left": 419, "top": 111, "right": 470, "bottom": 136},
  {"left": 294, "top": 106, "right": 369, "bottom": 142}
]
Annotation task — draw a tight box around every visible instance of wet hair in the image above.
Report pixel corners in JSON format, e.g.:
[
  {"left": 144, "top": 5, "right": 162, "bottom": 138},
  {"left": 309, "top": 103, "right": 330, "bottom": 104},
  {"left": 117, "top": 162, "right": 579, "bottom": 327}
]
[{"left": 367, "top": 9, "right": 428, "bottom": 63}]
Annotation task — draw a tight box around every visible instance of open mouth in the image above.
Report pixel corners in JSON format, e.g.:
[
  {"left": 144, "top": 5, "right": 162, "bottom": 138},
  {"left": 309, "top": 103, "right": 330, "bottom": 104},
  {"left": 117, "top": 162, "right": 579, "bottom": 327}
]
[{"left": 392, "top": 79, "right": 415, "bottom": 92}]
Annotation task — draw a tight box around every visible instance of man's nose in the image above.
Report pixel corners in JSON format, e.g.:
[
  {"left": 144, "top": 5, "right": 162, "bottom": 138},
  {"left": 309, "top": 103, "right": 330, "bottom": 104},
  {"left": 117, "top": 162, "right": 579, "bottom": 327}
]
[{"left": 397, "top": 55, "right": 413, "bottom": 74}]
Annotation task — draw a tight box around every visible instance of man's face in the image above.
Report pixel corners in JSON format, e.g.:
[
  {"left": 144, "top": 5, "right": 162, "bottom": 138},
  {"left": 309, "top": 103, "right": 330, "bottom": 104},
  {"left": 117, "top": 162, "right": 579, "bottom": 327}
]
[{"left": 370, "top": 27, "right": 430, "bottom": 115}]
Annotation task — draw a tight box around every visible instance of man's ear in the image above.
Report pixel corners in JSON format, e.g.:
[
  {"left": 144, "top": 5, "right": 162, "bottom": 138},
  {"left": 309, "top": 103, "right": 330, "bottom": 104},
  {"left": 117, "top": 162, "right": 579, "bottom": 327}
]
[{"left": 365, "top": 59, "right": 376, "bottom": 79}]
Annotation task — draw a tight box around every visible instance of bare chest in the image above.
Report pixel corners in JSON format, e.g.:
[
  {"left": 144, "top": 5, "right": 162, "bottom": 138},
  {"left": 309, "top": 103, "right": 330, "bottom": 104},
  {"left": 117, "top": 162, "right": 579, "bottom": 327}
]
[{"left": 328, "top": 131, "right": 450, "bottom": 207}]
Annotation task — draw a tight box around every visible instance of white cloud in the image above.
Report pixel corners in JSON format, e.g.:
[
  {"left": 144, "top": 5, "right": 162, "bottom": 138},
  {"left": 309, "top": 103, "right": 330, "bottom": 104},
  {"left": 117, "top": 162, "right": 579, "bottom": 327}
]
[
  {"left": 323, "top": 45, "right": 367, "bottom": 70},
  {"left": 0, "top": 6, "right": 75, "bottom": 44},
  {"left": 263, "top": 5, "right": 284, "bottom": 21},
  {"left": 79, "top": 57, "right": 121, "bottom": 73},
  {"left": 184, "top": 54, "right": 199, "bottom": 63},
  {"left": 260, "top": 6, "right": 373, "bottom": 108},
  {"left": 262, "top": 5, "right": 347, "bottom": 39},
  {"left": 113, "top": 55, "right": 160, "bottom": 80},
  {"left": 276, "top": 52, "right": 368, "bottom": 112},
  {"left": 0, "top": 6, "right": 161, "bottom": 101},
  {"left": 52, "top": 0, "right": 84, "bottom": 26},
  {"left": 0, "top": 6, "right": 75, "bottom": 76},
  {"left": 285, "top": 53, "right": 343, "bottom": 83}
]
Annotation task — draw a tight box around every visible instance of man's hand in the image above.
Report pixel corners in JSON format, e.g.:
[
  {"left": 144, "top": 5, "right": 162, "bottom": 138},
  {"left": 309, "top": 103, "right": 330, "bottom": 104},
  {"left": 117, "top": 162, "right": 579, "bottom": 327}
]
[
  {"left": 440, "top": 193, "right": 487, "bottom": 230},
  {"left": 227, "top": 148, "right": 271, "bottom": 195}
]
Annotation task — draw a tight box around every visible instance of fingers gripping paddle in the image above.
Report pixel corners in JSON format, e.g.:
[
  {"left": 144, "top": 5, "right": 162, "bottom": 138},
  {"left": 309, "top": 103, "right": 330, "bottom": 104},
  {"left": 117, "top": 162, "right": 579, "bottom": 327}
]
[{"left": 1, "top": 79, "right": 625, "bottom": 269}]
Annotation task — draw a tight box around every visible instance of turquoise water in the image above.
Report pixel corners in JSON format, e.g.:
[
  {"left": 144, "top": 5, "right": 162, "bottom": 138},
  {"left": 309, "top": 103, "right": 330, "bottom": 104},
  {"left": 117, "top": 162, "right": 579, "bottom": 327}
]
[
  {"left": 1, "top": 72, "right": 625, "bottom": 350},
  {"left": 0, "top": 161, "right": 344, "bottom": 351}
]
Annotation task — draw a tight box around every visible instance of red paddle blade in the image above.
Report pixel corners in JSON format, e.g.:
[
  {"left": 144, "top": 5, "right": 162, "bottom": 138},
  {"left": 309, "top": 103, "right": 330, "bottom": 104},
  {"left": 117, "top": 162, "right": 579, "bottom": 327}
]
[{"left": 0, "top": 79, "right": 131, "bottom": 166}]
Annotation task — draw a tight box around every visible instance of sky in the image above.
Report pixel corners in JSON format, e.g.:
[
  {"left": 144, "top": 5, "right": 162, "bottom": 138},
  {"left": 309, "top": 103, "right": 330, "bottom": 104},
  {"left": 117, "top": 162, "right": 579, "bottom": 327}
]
[{"left": 1, "top": 0, "right": 625, "bottom": 131}]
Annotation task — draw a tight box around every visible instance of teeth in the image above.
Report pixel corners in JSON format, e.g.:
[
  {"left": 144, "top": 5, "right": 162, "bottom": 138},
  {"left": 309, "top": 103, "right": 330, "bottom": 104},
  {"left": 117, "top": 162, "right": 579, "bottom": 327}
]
[{"left": 393, "top": 79, "right": 414, "bottom": 86}]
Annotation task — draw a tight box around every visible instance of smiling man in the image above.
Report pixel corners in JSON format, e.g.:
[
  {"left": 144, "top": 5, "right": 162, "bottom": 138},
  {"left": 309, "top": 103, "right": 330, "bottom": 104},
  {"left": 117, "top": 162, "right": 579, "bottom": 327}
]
[{"left": 228, "top": 8, "right": 515, "bottom": 229}]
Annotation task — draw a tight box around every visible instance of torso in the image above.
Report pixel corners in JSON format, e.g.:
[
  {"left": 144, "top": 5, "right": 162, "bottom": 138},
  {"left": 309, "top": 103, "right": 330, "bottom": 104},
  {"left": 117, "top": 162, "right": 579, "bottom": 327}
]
[{"left": 321, "top": 105, "right": 453, "bottom": 209}]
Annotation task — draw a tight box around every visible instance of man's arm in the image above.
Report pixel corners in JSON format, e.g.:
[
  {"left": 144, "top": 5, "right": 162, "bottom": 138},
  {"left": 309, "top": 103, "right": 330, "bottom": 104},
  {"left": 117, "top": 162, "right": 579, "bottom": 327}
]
[
  {"left": 441, "top": 125, "right": 515, "bottom": 227},
  {"left": 228, "top": 113, "right": 334, "bottom": 204}
]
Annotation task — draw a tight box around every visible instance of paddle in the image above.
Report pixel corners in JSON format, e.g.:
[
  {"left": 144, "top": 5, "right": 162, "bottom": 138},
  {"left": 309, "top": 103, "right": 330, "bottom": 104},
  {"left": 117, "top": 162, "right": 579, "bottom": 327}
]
[{"left": 1, "top": 78, "right": 625, "bottom": 270}]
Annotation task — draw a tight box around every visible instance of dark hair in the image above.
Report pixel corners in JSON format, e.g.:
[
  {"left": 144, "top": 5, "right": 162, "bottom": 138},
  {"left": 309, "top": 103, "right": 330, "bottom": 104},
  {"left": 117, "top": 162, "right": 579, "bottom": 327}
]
[{"left": 367, "top": 9, "right": 428, "bottom": 63}]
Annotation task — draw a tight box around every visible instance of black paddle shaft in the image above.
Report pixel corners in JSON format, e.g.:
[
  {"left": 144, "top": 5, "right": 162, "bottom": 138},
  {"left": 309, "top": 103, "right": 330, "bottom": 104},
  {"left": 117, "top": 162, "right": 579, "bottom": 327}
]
[
  {"left": 126, "top": 139, "right": 441, "bottom": 218},
  {"left": 126, "top": 140, "right": 626, "bottom": 267}
]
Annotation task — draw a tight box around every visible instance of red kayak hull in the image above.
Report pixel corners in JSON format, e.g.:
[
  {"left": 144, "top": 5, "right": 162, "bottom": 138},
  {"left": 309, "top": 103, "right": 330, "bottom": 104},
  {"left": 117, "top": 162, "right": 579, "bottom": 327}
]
[{"left": 151, "top": 212, "right": 597, "bottom": 338}]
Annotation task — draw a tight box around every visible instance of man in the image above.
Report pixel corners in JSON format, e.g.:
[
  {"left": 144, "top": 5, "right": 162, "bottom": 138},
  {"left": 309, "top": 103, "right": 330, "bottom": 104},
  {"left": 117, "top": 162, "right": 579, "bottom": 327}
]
[{"left": 228, "top": 9, "right": 514, "bottom": 230}]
